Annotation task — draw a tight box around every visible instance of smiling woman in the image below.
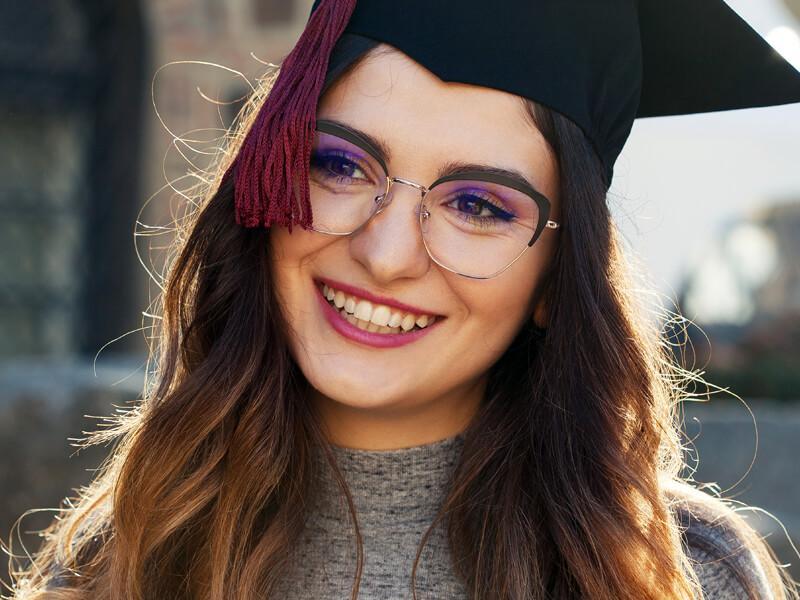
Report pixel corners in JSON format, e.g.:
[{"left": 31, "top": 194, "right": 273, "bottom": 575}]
[{"left": 6, "top": 1, "right": 800, "bottom": 599}]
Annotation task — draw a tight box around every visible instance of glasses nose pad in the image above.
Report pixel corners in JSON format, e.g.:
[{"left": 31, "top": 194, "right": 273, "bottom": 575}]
[
  {"left": 371, "top": 181, "right": 393, "bottom": 216},
  {"left": 373, "top": 192, "right": 388, "bottom": 214},
  {"left": 418, "top": 201, "right": 431, "bottom": 235}
]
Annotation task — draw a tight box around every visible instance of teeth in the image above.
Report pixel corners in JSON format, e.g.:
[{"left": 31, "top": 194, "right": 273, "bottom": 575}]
[
  {"left": 388, "top": 311, "right": 403, "bottom": 328},
  {"left": 400, "top": 313, "right": 416, "bottom": 332},
  {"left": 344, "top": 309, "right": 403, "bottom": 334},
  {"left": 354, "top": 299, "right": 373, "bottom": 321},
  {"left": 333, "top": 290, "right": 346, "bottom": 308},
  {"left": 370, "top": 305, "right": 391, "bottom": 327},
  {"left": 321, "top": 282, "right": 441, "bottom": 335}
]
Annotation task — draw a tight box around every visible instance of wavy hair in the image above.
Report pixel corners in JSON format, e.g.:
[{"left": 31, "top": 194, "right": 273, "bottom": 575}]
[{"left": 5, "top": 46, "right": 796, "bottom": 600}]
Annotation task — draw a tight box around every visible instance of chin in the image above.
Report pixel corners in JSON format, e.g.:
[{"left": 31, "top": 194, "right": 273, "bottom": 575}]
[{"left": 311, "top": 370, "right": 415, "bottom": 408}]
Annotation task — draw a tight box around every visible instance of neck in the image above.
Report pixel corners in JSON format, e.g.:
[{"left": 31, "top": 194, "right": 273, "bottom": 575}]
[{"left": 310, "top": 376, "right": 485, "bottom": 450}]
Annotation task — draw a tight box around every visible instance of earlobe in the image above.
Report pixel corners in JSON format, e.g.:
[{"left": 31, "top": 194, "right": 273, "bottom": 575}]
[
  {"left": 528, "top": 277, "right": 551, "bottom": 329},
  {"left": 528, "top": 260, "right": 555, "bottom": 329},
  {"left": 532, "top": 299, "right": 548, "bottom": 329}
]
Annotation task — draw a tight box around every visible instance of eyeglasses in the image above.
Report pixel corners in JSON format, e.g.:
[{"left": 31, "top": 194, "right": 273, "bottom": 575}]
[{"left": 307, "top": 119, "right": 560, "bottom": 280}]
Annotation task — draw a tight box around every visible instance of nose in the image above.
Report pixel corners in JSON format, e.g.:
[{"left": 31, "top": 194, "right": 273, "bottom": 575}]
[{"left": 348, "top": 179, "right": 431, "bottom": 284}]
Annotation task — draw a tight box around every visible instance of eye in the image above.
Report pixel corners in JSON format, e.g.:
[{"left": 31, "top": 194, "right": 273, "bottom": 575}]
[
  {"left": 310, "top": 150, "right": 371, "bottom": 184},
  {"left": 445, "top": 191, "right": 515, "bottom": 223}
]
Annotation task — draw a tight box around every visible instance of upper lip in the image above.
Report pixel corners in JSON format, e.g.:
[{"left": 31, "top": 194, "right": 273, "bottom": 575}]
[{"left": 316, "top": 277, "right": 444, "bottom": 317}]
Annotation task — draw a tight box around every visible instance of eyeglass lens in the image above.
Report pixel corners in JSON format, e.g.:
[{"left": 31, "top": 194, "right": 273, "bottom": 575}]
[{"left": 308, "top": 129, "right": 540, "bottom": 279}]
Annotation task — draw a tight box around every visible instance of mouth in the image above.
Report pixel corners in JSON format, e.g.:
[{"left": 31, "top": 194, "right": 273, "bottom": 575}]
[{"left": 315, "top": 279, "right": 442, "bottom": 335}]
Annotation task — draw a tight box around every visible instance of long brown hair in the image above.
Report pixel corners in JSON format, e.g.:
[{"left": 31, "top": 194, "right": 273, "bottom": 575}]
[{"left": 5, "top": 49, "right": 796, "bottom": 600}]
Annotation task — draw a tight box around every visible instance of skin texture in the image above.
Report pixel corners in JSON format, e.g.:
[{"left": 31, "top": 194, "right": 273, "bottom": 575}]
[{"left": 269, "top": 45, "right": 561, "bottom": 450}]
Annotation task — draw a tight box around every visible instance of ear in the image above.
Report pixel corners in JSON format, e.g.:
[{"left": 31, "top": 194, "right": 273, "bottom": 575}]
[{"left": 527, "top": 268, "right": 553, "bottom": 329}]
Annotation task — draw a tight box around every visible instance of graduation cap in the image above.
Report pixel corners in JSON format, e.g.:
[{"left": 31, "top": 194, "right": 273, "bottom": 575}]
[{"left": 225, "top": 0, "right": 800, "bottom": 231}]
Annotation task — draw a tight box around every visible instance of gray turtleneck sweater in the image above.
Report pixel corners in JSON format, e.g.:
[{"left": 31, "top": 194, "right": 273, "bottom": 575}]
[{"left": 273, "top": 433, "right": 782, "bottom": 599}]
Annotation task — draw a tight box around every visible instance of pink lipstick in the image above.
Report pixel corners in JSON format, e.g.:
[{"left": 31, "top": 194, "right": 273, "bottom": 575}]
[{"left": 314, "top": 281, "right": 443, "bottom": 349}]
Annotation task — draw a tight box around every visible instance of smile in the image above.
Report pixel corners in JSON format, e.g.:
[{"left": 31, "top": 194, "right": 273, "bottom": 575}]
[
  {"left": 320, "top": 282, "right": 437, "bottom": 334},
  {"left": 313, "top": 279, "right": 445, "bottom": 349}
]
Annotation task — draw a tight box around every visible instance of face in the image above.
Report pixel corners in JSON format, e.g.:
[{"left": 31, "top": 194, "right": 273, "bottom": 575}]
[{"left": 269, "top": 46, "right": 560, "bottom": 448}]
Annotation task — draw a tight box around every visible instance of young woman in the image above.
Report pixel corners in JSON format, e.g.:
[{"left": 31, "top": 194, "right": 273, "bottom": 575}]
[{"left": 7, "top": 1, "right": 800, "bottom": 599}]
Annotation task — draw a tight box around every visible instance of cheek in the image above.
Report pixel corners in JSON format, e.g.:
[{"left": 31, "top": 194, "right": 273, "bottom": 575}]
[
  {"left": 449, "top": 254, "right": 545, "bottom": 361},
  {"left": 467, "top": 284, "right": 533, "bottom": 329},
  {"left": 432, "top": 278, "right": 533, "bottom": 391},
  {"left": 269, "top": 226, "right": 329, "bottom": 265},
  {"left": 269, "top": 227, "right": 335, "bottom": 326}
]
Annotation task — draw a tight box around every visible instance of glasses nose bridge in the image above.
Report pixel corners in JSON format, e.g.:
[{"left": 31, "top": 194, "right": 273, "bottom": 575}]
[{"left": 380, "top": 176, "right": 428, "bottom": 210}]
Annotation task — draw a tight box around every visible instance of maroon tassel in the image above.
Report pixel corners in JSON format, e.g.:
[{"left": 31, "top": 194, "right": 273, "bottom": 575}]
[{"left": 225, "top": 0, "right": 357, "bottom": 232}]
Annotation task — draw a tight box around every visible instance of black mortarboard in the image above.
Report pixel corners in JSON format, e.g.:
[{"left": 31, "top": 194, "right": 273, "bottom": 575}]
[{"left": 227, "top": 0, "right": 800, "bottom": 231}]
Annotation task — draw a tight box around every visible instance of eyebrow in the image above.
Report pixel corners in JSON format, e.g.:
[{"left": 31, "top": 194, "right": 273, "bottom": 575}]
[{"left": 318, "top": 118, "right": 545, "bottom": 195}]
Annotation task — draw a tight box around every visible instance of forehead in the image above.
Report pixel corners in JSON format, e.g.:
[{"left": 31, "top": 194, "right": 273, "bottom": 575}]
[{"left": 317, "top": 45, "right": 559, "bottom": 201}]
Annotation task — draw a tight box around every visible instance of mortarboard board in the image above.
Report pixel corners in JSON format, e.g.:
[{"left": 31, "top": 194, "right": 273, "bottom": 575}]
[{"left": 225, "top": 0, "right": 800, "bottom": 232}]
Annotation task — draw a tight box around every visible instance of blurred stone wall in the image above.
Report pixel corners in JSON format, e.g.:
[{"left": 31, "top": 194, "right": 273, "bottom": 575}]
[{"left": 0, "top": 358, "right": 142, "bottom": 588}]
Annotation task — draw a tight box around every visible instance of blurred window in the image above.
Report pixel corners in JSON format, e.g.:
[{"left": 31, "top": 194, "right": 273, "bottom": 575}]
[
  {"left": 253, "top": 0, "right": 295, "bottom": 25},
  {"left": 0, "top": 2, "right": 145, "bottom": 357}
]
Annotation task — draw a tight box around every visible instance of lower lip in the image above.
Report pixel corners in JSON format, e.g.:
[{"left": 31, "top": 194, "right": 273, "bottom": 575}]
[{"left": 314, "top": 282, "right": 443, "bottom": 349}]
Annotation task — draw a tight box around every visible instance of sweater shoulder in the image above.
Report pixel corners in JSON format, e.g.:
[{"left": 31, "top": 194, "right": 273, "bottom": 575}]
[{"left": 664, "top": 479, "right": 785, "bottom": 599}]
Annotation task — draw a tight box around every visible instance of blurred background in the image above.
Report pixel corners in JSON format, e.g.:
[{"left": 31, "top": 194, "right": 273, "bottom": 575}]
[{"left": 0, "top": 0, "right": 798, "bottom": 590}]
